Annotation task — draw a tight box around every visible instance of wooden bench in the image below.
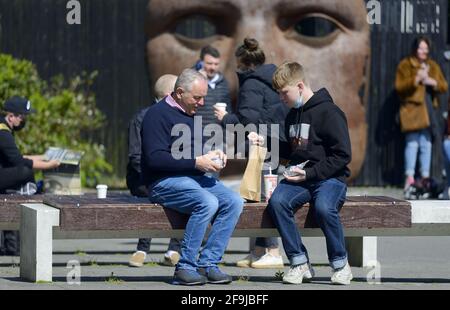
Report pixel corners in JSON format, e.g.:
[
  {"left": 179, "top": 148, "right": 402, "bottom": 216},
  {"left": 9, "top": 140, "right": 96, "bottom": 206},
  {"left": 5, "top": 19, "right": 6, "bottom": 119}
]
[
  {"left": 8, "top": 194, "right": 450, "bottom": 282},
  {"left": 12, "top": 194, "right": 411, "bottom": 282}
]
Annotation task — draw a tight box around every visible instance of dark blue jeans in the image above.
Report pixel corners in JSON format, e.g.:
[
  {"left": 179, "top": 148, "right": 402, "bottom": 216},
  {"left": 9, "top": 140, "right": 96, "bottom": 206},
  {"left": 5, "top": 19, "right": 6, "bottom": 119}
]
[{"left": 267, "top": 178, "right": 348, "bottom": 270}]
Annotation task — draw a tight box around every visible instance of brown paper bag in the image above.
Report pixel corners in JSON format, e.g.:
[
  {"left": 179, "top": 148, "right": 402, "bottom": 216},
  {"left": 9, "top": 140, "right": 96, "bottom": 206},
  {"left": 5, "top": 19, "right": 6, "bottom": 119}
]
[{"left": 239, "top": 145, "right": 267, "bottom": 202}]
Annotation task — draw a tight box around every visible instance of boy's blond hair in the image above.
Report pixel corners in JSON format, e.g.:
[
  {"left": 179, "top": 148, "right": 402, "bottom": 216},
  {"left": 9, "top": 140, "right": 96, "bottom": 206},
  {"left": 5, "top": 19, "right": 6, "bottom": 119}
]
[{"left": 272, "top": 62, "right": 308, "bottom": 90}]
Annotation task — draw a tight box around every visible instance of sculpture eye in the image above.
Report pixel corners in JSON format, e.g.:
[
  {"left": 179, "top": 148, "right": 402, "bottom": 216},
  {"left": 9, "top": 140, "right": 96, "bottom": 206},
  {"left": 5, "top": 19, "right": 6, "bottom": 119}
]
[
  {"left": 294, "top": 16, "right": 338, "bottom": 38},
  {"left": 174, "top": 15, "right": 217, "bottom": 39}
]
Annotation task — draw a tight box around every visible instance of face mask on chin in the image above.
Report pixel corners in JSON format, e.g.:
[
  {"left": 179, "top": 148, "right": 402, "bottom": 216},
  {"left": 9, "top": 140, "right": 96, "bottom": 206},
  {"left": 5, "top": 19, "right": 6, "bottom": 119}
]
[
  {"left": 293, "top": 92, "right": 304, "bottom": 109},
  {"left": 13, "top": 119, "right": 26, "bottom": 131}
]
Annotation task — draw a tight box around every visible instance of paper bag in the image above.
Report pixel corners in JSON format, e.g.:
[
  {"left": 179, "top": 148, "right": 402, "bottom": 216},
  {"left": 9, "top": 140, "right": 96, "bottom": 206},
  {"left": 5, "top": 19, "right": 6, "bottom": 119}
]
[{"left": 239, "top": 145, "right": 267, "bottom": 202}]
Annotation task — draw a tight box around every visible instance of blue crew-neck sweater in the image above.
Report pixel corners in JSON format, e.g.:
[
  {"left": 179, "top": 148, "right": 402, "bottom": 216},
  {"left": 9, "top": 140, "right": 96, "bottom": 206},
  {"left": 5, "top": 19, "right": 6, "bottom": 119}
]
[{"left": 140, "top": 99, "right": 205, "bottom": 190}]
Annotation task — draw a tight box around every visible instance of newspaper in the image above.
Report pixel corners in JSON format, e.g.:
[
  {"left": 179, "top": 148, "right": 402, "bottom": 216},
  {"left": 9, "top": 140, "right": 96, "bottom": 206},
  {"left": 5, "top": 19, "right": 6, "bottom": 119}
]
[{"left": 44, "top": 147, "right": 84, "bottom": 165}]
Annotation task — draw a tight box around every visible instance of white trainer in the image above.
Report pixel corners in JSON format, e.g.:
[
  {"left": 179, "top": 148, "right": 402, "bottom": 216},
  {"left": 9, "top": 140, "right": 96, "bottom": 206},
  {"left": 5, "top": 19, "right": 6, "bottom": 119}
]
[
  {"left": 331, "top": 262, "right": 353, "bottom": 285},
  {"left": 129, "top": 251, "right": 147, "bottom": 267},
  {"left": 251, "top": 253, "right": 284, "bottom": 269},
  {"left": 236, "top": 253, "right": 261, "bottom": 268},
  {"left": 162, "top": 250, "right": 180, "bottom": 266},
  {"left": 283, "top": 263, "right": 314, "bottom": 284},
  {"left": 303, "top": 263, "right": 315, "bottom": 282}
]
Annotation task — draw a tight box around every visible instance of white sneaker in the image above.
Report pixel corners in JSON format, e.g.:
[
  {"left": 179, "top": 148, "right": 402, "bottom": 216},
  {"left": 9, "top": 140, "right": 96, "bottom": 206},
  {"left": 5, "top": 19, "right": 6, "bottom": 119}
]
[
  {"left": 303, "top": 263, "right": 315, "bottom": 282},
  {"left": 236, "top": 253, "right": 261, "bottom": 268},
  {"left": 283, "top": 263, "right": 314, "bottom": 284},
  {"left": 331, "top": 262, "right": 353, "bottom": 285},
  {"left": 129, "top": 251, "right": 146, "bottom": 267},
  {"left": 442, "top": 187, "right": 450, "bottom": 200},
  {"left": 162, "top": 250, "right": 180, "bottom": 266},
  {"left": 251, "top": 253, "right": 284, "bottom": 269}
]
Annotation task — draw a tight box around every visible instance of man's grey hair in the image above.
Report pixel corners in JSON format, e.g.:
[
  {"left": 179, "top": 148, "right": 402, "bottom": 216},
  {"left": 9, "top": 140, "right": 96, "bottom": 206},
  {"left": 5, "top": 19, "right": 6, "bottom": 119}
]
[{"left": 174, "top": 69, "right": 207, "bottom": 92}]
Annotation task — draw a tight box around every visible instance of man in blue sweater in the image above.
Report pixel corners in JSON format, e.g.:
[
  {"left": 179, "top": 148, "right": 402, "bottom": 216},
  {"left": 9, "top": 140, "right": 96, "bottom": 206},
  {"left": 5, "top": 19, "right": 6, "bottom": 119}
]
[{"left": 141, "top": 69, "right": 244, "bottom": 286}]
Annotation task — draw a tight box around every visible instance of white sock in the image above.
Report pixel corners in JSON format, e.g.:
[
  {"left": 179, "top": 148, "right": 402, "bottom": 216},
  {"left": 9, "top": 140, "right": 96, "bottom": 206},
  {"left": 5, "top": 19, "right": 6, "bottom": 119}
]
[
  {"left": 136, "top": 251, "right": 147, "bottom": 257},
  {"left": 165, "top": 250, "right": 178, "bottom": 258}
]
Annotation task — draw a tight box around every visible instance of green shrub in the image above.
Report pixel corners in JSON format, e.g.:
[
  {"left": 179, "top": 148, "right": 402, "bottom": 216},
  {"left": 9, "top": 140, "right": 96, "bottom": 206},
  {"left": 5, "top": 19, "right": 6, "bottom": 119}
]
[{"left": 0, "top": 54, "right": 112, "bottom": 187}]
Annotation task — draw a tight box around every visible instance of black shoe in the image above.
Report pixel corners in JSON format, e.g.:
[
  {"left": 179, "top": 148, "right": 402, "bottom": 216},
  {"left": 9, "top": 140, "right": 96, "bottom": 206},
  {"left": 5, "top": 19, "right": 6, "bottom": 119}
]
[
  {"left": 198, "top": 267, "right": 232, "bottom": 284},
  {"left": 0, "top": 249, "right": 19, "bottom": 256},
  {"left": 172, "top": 269, "right": 207, "bottom": 286}
]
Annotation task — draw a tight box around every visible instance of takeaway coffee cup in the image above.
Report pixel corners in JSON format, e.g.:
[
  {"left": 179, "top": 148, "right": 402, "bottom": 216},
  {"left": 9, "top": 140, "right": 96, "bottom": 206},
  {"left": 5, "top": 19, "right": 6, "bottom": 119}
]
[
  {"left": 263, "top": 174, "right": 278, "bottom": 202},
  {"left": 96, "top": 184, "right": 108, "bottom": 199},
  {"left": 214, "top": 102, "right": 227, "bottom": 112}
]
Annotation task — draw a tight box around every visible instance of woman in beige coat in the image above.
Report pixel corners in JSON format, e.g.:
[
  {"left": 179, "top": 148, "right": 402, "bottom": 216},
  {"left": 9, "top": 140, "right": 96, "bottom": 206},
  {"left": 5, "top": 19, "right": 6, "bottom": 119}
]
[{"left": 395, "top": 36, "right": 448, "bottom": 194}]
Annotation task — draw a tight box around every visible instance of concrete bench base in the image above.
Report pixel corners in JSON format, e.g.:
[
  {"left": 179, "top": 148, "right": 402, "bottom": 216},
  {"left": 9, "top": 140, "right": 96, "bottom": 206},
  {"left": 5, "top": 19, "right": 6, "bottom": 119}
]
[{"left": 20, "top": 204, "right": 59, "bottom": 282}]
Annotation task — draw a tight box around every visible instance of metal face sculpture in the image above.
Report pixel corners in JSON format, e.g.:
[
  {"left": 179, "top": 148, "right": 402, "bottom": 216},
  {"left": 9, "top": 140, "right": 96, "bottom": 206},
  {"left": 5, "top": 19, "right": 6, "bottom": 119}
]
[{"left": 146, "top": 0, "right": 370, "bottom": 179}]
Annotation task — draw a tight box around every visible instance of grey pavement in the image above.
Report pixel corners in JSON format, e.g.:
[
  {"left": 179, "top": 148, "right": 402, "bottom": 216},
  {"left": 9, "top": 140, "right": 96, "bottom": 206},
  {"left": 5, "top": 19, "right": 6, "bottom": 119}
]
[{"left": 1, "top": 187, "right": 450, "bottom": 290}]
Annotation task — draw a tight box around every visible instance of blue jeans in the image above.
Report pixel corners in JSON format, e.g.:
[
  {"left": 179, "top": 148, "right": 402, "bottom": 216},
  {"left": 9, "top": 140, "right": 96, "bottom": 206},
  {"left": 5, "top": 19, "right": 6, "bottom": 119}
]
[
  {"left": 267, "top": 178, "right": 348, "bottom": 270},
  {"left": 444, "top": 139, "right": 450, "bottom": 189},
  {"left": 405, "top": 130, "right": 432, "bottom": 178},
  {"left": 149, "top": 175, "right": 244, "bottom": 271}
]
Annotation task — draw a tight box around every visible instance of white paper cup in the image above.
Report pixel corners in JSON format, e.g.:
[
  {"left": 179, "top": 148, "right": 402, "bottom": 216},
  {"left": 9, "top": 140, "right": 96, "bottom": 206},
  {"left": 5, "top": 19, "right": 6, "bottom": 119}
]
[
  {"left": 96, "top": 184, "right": 108, "bottom": 199},
  {"left": 215, "top": 102, "right": 227, "bottom": 112},
  {"left": 263, "top": 174, "right": 278, "bottom": 202}
]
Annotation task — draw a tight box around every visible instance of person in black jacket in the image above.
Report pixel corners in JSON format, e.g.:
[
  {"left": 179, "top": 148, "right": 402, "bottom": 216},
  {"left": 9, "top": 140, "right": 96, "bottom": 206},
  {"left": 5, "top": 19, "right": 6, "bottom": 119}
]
[
  {"left": 268, "top": 62, "right": 353, "bottom": 285},
  {"left": 215, "top": 38, "right": 290, "bottom": 269},
  {"left": 193, "top": 46, "right": 232, "bottom": 179},
  {"left": 0, "top": 96, "right": 60, "bottom": 256},
  {"left": 126, "top": 74, "right": 181, "bottom": 268},
  {"left": 194, "top": 45, "right": 231, "bottom": 128}
]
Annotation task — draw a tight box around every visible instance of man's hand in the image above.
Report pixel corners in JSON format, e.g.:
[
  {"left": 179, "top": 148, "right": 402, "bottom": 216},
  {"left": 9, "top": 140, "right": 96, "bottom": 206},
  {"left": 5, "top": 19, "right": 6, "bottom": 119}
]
[
  {"left": 195, "top": 151, "right": 224, "bottom": 173},
  {"left": 46, "top": 159, "right": 61, "bottom": 170},
  {"left": 208, "top": 150, "right": 227, "bottom": 168},
  {"left": 283, "top": 167, "right": 306, "bottom": 183},
  {"left": 214, "top": 106, "right": 228, "bottom": 122},
  {"left": 32, "top": 158, "right": 60, "bottom": 170}
]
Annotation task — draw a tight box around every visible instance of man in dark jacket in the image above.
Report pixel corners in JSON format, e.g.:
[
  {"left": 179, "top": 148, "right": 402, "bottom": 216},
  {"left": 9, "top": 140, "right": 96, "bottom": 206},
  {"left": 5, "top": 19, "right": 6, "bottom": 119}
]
[
  {"left": 126, "top": 74, "right": 182, "bottom": 268},
  {"left": 0, "top": 96, "right": 59, "bottom": 256},
  {"left": 194, "top": 46, "right": 231, "bottom": 128},
  {"left": 268, "top": 62, "right": 353, "bottom": 285}
]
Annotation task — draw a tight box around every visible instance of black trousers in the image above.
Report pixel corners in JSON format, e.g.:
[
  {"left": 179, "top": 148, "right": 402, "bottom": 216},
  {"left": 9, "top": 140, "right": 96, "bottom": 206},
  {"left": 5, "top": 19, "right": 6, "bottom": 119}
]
[
  {"left": 0, "top": 231, "right": 20, "bottom": 255},
  {"left": 0, "top": 165, "right": 33, "bottom": 256},
  {"left": 0, "top": 165, "right": 34, "bottom": 193}
]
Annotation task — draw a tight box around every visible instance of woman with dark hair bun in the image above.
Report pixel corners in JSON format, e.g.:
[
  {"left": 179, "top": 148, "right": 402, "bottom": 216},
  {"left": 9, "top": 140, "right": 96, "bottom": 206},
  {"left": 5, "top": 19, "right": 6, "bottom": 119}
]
[
  {"left": 215, "top": 37, "right": 290, "bottom": 269},
  {"left": 395, "top": 36, "right": 448, "bottom": 198},
  {"left": 234, "top": 38, "right": 266, "bottom": 69}
]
